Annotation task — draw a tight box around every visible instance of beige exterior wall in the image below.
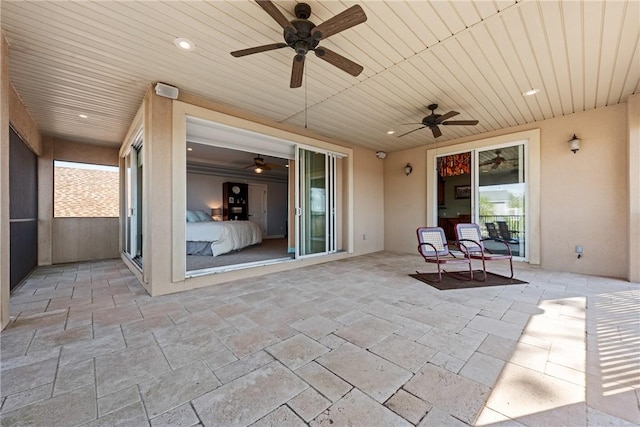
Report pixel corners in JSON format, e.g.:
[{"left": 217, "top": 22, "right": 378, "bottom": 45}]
[
  {"left": 385, "top": 103, "right": 633, "bottom": 280},
  {"left": 628, "top": 93, "right": 640, "bottom": 282},
  {"left": 352, "top": 145, "right": 385, "bottom": 253},
  {"left": 9, "top": 85, "right": 41, "bottom": 155}
]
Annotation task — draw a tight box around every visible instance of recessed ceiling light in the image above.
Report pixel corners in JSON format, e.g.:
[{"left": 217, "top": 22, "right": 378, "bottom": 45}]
[
  {"left": 174, "top": 37, "right": 195, "bottom": 51},
  {"left": 386, "top": 130, "right": 395, "bottom": 135},
  {"left": 522, "top": 88, "right": 540, "bottom": 96},
  {"left": 79, "top": 114, "right": 88, "bottom": 119},
  {"left": 187, "top": 147, "right": 193, "bottom": 151}
]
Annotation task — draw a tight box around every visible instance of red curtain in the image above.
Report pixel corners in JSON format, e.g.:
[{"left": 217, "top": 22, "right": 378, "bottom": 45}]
[{"left": 439, "top": 152, "right": 470, "bottom": 177}]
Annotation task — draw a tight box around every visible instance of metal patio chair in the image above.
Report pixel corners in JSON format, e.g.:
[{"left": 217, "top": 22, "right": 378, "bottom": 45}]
[{"left": 416, "top": 226, "right": 473, "bottom": 282}]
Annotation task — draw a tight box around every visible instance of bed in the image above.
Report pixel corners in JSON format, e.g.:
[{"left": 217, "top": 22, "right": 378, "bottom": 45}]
[{"left": 186, "top": 220, "right": 263, "bottom": 256}]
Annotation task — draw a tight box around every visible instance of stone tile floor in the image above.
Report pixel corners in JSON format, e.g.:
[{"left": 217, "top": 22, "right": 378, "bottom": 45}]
[{"left": 1, "top": 252, "right": 638, "bottom": 426}]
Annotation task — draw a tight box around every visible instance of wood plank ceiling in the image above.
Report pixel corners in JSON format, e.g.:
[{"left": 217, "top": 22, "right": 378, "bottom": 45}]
[{"left": 2, "top": 0, "right": 639, "bottom": 152}]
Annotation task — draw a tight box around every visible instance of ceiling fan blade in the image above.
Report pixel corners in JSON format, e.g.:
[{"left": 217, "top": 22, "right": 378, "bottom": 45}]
[
  {"left": 431, "top": 126, "right": 443, "bottom": 138},
  {"left": 290, "top": 55, "right": 305, "bottom": 88},
  {"left": 255, "top": 0, "right": 296, "bottom": 32},
  {"left": 442, "top": 120, "right": 479, "bottom": 126},
  {"left": 314, "top": 47, "right": 363, "bottom": 76},
  {"left": 479, "top": 160, "right": 494, "bottom": 167},
  {"left": 312, "top": 5, "right": 367, "bottom": 39},
  {"left": 231, "top": 43, "right": 288, "bottom": 57},
  {"left": 397, "top": 126, "right": 426, "bottom": 138},
  {"left": 435, "top": 111, "right": 459, "bottom": 123}
]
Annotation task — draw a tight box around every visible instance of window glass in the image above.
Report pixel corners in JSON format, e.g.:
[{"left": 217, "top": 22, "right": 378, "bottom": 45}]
[{"left": 54, "top": 160, "right": 119, "bottom": 217}]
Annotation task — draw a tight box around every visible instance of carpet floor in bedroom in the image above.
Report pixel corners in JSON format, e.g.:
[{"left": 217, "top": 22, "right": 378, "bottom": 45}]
[{"left": 186, "top": 238, "right": 292, "bottom": 271}]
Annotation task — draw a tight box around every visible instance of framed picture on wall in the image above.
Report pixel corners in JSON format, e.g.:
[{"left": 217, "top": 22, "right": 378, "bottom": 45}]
[
  {"left": 454, "top": 185, "right": 471, "bottom": 199},
  {"left": 228, "top": 197, "right": 234, "bottom": 204}
]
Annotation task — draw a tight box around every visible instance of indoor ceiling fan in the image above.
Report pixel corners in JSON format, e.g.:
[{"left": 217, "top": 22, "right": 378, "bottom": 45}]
[
  {"left": 244, "top": 155, "right": 280, "bottom": 173},
  {"left": 398, "top": 104, "right": 479, "bottom": 139},
  {"left": 480, "top": 150, "right": 515, "bottom": 169},
  {"left": 230, "top": 0, "right": 367, "bottom": 88}
]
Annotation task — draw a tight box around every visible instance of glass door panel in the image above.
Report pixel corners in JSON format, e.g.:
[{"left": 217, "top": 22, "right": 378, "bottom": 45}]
[
  {"left": 477, "top": 144, "right": 526, "bottom": 258},
  {"left": 124, "top": 144, "right": 143, "bottom": 264},
  {"left": 296, "top": 148, "right": 338, "bottom": 257}
]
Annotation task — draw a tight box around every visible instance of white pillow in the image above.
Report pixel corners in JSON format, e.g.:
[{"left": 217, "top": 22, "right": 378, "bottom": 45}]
[
  {"left": 194, "top": 210, "right": 212, "bottom": 222},
  {"left": 186, "top": 210, "right": 199, "bottom": 222}
]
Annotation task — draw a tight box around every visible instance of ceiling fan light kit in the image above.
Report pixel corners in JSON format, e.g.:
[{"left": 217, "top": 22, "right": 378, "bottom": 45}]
[
  {"left": 245, "top": 155, "right": 281, "bottom": 173},
  {"left": 231, "top": 1, "right": 367, "bottom": 88}
]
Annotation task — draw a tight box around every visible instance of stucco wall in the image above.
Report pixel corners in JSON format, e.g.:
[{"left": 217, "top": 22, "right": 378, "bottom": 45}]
[
  {"left": 352, "top": 145, "right": 385, "bottom": 255},
  {"left": 384, "top": 103, "right": 632, "bottom": 279}
]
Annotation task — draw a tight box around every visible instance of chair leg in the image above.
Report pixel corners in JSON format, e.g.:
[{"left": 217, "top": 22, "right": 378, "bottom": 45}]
[
  {"left": 481, "top": 258, "right": 487, "bottom": 281},
  {"left": 508, "top": 258, "right": 514, "bottom": 279},
  {"left": 436, "top": 264, "right": 443, "bottom": 282}
]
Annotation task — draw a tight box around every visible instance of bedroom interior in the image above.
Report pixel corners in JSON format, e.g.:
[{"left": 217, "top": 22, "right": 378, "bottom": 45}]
[{"left": 185, "top": 143, "right": 293, "bottom": 273}]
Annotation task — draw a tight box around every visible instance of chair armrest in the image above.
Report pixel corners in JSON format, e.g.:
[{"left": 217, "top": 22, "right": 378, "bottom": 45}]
[
  {"left": 418, "top": 242, "right": 442, "bottom": 261},
  {"left": 455, "top": 240, "right": 477, "bottom": 257}
]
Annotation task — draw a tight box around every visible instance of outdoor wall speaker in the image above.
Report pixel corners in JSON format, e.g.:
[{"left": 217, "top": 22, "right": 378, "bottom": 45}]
[{"left": 154, "top": 82, "right": 179, "bottom": 100}]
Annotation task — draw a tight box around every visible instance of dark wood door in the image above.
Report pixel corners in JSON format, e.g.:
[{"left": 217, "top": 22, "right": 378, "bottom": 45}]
[{"left": 9, "top": 127, "right": 38, "bottom": 290}]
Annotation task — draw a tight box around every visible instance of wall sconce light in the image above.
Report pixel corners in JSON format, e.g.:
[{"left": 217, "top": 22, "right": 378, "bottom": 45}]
[
  {"left": 568, "top": 134, "right": 580, "bottom": 153},
  {"left": 376, "top": 151, "right": 387, "bottom": 159},
  {"left": 404, "top": 163, "right": 413, "bottom": 176}
]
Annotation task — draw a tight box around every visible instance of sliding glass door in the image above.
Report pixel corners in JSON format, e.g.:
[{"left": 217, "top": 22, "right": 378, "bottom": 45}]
[
  {"left": 435, "top": 142, "right": 528, "bottom": 259},
  {"left": 296, "top": 147, "right": 337, "bottom": 257}
]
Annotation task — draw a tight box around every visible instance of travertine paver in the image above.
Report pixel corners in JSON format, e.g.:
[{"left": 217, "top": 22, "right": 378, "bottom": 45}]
[
  {"left": 265, "top": 334, "right": 329, "bottom": 370},
  {"left": 139, "top": 360, "right": 220, "bottom": 417},
  {"left": 294, "top": 361, "right": 352, "bottom": 403},
  {"left": 384, "top": 389, "right": 432, "bottom": 424},
  {"left": 192, "top": 362, "right": 308, "bottom": 426},
  {"left": 95, "top": 343, "right": 171, "bottom": 397},
  {"left": 150, "top": 403, "right": 200, "bottom": 427},
  {"left": 287, "top": 387, "right": 331, "bottom": 422},
  {"left": 369, "top": 334, "right": 436, "bottom": 373},
  {"left": 334, "top": 315, "right": 400, "bottom": 349},
  {"left": 290, "top": 315, "right": 341, "bottom": 340},
  {"left": 251, "top": 405, "right": 307, "bottom": 427},
  {"left": 0, "top": 385, "right": 97, "bottom": 426},
  {"left": 316, "top": 342, "right": 412, "bottom": 403},
  {"left": 404, "top": 363, "right": 491, "bottom": 424},
  {"left": 310, "top": 389, "right": 412, "bottom": 427},
  {"left": 1, "top": 255, "right": 638, "bottom": 427}
]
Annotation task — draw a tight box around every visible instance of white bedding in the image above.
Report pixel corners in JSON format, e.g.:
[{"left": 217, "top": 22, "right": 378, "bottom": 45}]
[{"left": 185, "top": 221, "right": 263, "bottom": 256}]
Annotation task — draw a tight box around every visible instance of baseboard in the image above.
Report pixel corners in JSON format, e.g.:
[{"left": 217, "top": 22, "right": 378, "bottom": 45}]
[{"left": 264, "top": 234, "right": 285, "bottom": 239}]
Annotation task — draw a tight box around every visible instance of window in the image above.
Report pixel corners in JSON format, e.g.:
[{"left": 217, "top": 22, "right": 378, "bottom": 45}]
[{"left": 54, "top": 161, "right": 119, "bottom": 217}]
